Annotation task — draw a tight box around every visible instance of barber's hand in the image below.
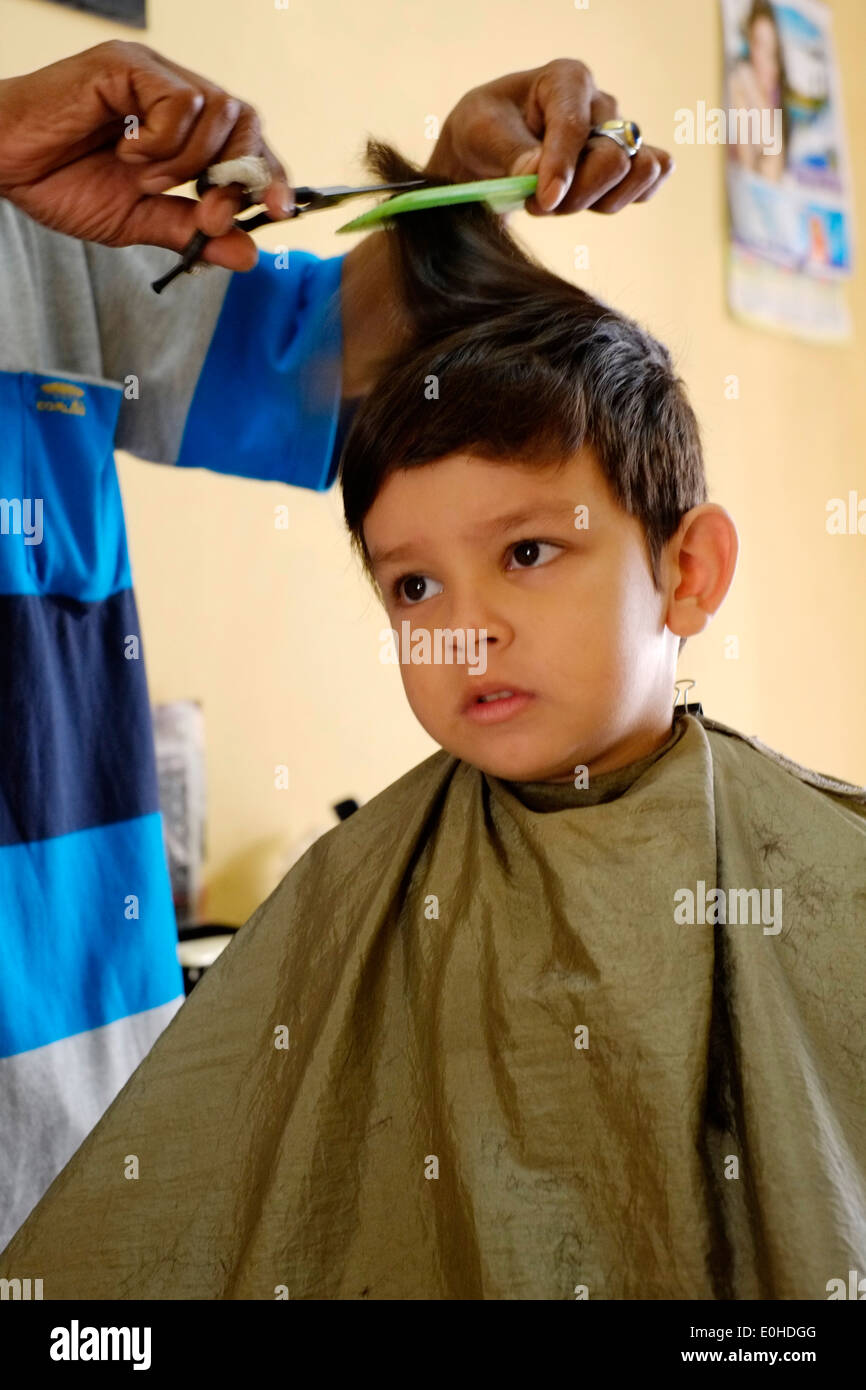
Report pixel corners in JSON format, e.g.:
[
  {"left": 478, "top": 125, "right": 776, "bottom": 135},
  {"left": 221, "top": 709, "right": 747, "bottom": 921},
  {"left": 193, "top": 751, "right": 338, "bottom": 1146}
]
[
  {"left": 425, "top": 57, "right": 673, "bottom": 216},
  {"left": 0, "top": 40, "right": 293, "bottom": 269}
]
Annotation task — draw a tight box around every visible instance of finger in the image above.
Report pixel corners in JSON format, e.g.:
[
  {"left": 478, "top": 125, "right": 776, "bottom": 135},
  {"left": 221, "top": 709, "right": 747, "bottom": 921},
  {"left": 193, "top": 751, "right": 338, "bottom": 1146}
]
[
  {"left": 113, "top": 83, "right": 206, "bottom": 166},
  {"left": 588, "top": 90, "right": 620, "bottom": 124},
  {"left": 97, "top": 44, "right": 239, "bottom": 173},
  {"left": 90, "top": 46, "right": 210, "bottom": 163},
  {"left": 133, "top": 90, "right": 247, "bottom": 191},
  {"left": 586, "top": 146, "right": 662, "bottom": 213},
  {"left": 632, "top": 149, "right": 675, "bottom": 202},
  {"left": 195, "top": 182, "right": 249, "bottom": 237},
  {"left": 257, "top": 144, "right": 293, "bottom": 222},
  {"left": 524, "top": 69, "right": 602, "bottom": 213},
  {"left": 88, "top": 46, "right": 289, "bottom": 213},
  {"left": 197, "top": 226, "right": 258, "bottom": 272},
  {"left": 550, "top": 137, "right": 633, "bottom": 215},
  {"left": 124, "top": 191, "right": 258, "bottom": 271},
  {"left": 533, "top": 85, "right": 627, "bottom": 216},
  {"left": 429, "top": 70, "right": 566, "bottom": 202}
]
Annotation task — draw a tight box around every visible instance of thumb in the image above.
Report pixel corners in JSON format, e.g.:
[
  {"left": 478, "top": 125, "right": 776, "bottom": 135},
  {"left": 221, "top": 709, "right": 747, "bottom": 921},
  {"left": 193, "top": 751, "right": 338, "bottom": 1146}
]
[
  {"left": 509, "top": 146, "right": 542, "bottom": 177},
  {"left": 490, "top": 122, "right": 566, "bottom": 212},
  {"left": 508, "top": 144, "right": 570, "bottom": 216}
]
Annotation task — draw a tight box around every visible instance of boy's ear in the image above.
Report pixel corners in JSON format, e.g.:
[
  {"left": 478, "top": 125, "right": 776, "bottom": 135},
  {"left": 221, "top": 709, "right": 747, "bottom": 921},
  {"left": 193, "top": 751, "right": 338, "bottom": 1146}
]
[{"left": 664, "top": 504, "right": 739, "bottom": 642}]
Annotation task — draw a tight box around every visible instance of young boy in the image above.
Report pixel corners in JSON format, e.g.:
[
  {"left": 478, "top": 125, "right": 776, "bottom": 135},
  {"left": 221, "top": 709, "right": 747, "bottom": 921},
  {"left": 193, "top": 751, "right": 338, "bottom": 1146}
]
[{"left": 2, "top": 145, "right": 864, "bottom": 1302}]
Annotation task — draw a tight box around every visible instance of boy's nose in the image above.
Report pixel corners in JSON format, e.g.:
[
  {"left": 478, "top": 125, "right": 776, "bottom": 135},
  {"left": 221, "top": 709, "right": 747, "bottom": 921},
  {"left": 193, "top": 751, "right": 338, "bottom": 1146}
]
[
  {"left": 443, "top": 584, "right": 512, "bottom": 645},
  {"left": 440, "top": 613, "right": 507, "bottom": 655}
]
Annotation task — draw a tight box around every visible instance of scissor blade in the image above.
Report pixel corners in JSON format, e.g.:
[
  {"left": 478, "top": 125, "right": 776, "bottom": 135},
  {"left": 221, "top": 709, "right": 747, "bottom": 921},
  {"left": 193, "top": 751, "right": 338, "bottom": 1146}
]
[
  {"left": 231, "top": 179, "right": 439, "bottom": 234},
  {"left": 296, "top": 180, "right": 429, "bottom": 210}
]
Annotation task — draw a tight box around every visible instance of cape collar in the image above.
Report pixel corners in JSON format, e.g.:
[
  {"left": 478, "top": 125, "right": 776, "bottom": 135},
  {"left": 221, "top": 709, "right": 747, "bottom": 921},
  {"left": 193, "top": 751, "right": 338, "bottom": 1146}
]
[{"left": 488, "top": 712, "right": 689, "bottom": 812}]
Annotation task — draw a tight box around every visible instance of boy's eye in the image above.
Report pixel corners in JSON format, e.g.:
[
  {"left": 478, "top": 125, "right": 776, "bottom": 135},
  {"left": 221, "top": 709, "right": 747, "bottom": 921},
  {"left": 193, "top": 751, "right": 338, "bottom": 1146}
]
[
  {"left": 507, "top": 539, "right": 562, "bottom": 569},
  {"left": 396, "top": 574, "right": 443, "bottom": 604}
]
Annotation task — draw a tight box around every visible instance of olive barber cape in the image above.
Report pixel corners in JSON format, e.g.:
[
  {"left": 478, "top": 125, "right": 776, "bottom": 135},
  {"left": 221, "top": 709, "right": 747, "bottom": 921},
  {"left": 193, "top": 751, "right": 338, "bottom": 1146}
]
[{"left": 2, "top": 711, "right": 865, "bottom": 1300}]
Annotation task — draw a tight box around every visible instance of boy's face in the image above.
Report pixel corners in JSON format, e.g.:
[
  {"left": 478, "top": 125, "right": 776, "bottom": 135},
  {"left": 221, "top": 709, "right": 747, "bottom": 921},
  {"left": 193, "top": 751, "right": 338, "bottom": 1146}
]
[{"left": 363, "top": 448, "right": 681, "bottom": 784}]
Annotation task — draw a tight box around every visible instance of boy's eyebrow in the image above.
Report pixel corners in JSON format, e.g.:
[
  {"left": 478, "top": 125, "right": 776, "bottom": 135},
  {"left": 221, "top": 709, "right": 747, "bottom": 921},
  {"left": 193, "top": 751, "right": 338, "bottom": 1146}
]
[{"left": 368, "top": 503, "right": 579, "bottom": 569}]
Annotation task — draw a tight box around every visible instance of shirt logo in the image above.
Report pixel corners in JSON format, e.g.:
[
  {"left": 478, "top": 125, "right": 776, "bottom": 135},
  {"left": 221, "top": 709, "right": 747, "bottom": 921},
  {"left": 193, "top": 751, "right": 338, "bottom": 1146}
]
[{"left": 36, "top": 381, "right": 86, "bottom": 417}]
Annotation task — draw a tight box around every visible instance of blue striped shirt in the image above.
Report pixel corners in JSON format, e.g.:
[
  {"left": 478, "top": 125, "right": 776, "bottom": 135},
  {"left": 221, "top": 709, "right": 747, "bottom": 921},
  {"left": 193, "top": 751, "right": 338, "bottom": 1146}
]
[{"left": 0, "top": 201, "right": 351, "bottom": 1247}]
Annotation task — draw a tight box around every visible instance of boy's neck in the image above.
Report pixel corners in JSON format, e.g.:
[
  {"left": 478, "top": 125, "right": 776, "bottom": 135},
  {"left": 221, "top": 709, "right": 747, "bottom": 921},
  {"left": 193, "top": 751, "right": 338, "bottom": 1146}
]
[{"left": 541, "top": 712, "right": 679, "bottom": 784}]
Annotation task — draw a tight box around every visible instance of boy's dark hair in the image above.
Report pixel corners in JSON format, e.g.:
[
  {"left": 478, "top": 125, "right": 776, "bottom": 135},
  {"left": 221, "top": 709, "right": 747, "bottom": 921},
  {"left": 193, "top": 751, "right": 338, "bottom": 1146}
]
[{"left": 339, "top": 139, "right": 707, "bottom": 656}]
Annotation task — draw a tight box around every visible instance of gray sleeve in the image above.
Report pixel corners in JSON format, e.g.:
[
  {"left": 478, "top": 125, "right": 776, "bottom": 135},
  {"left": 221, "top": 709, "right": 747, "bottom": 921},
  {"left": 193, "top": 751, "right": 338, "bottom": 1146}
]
[
  {"left": 0, "top": 198, "right": 232, "bottom": 466},
  {"left": 0, "top": 198, "right": 102, "bottom": 381},
  {"left": 82, "top": 239, "right": 233, "bottom": 464}
]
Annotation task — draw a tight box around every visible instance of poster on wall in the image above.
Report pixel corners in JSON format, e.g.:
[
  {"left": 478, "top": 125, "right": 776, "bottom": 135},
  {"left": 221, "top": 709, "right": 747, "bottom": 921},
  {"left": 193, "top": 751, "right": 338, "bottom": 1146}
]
[{"left": 720, "top": 0, "right": 854, "bottom": 342}]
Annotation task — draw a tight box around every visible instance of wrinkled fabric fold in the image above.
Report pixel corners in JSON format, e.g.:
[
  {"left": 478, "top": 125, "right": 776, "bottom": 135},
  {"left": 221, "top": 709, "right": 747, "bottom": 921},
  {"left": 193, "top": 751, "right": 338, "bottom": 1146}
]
[{"left": 1, "top": 713, "right": 864, "bottom": 1300}]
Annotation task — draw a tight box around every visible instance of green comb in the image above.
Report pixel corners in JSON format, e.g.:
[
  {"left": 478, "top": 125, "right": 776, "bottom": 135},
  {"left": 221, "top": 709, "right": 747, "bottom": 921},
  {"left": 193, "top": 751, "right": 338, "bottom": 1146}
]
[{"left": 336, "top": 175, "right": 539, "bottom": 233}]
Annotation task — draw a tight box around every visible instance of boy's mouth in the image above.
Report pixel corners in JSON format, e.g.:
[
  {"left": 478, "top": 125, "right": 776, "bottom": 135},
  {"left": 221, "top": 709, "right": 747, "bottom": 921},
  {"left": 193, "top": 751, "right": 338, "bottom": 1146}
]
[{"left": 462, "top": 685, "right": 535, "bottom": 724}]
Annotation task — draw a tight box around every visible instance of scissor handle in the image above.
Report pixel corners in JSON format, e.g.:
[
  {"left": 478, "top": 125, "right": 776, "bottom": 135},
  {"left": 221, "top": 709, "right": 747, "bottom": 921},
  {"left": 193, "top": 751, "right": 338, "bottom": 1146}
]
[
  {"left": 150, "top": 179, "right": 429, "bottom": 293},
  {"left": 151, "top": 230, "right": 210, "bottom": 295},
  {"left": 232, "top": 206, "right": 301, "bottom": 233}
]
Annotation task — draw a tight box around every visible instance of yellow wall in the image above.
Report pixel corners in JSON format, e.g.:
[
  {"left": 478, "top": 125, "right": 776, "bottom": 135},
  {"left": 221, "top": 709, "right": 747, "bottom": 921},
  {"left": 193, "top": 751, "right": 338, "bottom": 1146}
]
[{"left": 3, "top": 0, "right": 865, "bottom": 922}]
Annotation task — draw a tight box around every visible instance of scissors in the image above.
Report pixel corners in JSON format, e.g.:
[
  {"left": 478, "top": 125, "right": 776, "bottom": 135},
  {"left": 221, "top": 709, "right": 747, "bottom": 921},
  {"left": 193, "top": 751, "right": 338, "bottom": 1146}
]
[
  {"left": 150, "top": 164, "right": 540, "bottom": 293},
  {"left": 150, "top": 176, "right": 430, "bottom": 293}
]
